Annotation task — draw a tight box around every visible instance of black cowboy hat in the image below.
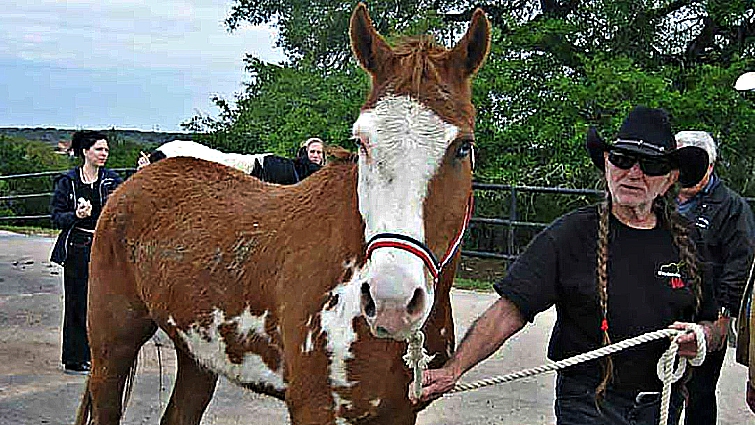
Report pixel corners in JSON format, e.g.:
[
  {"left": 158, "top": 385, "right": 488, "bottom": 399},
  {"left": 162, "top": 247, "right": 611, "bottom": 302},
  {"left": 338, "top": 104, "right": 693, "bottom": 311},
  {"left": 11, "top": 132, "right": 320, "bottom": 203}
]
[{"left": 586, "top": 106, "right": 709, "bottom": 187}]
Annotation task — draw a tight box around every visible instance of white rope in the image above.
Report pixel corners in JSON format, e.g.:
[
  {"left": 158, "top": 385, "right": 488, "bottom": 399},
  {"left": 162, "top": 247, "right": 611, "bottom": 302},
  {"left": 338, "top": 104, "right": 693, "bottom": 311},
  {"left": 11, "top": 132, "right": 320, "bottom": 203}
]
[
  {"left": 404, "top": 324, "right": 707, "bottom": 425},
  {"left": 656, "top": 323, "right": 706, "bottom": 425},
  {"left": 403, "top": 330, "right": 436, "bottom": 401}
]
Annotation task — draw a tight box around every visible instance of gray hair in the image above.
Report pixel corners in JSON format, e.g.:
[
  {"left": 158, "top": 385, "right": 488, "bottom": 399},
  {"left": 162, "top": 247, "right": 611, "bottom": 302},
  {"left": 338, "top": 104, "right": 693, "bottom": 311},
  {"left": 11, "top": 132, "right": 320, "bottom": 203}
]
[{"left": 675, "top": 131, "right": 717, "bottom": 165}]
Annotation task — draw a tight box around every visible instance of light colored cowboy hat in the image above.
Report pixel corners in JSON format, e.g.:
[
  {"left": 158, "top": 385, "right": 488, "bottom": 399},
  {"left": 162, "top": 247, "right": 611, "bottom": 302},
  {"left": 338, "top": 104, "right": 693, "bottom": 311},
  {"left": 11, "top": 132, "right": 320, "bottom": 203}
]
[{"left": 586, "top": 106, "right": 709, "bottom": 187}]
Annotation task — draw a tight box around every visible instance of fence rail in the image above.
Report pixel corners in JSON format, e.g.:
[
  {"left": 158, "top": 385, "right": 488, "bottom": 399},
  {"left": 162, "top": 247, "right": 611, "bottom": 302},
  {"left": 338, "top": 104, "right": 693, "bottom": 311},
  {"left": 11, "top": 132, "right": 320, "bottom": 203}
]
[{"left": 2, "top": 169, "right": 754, "bottom": 262}]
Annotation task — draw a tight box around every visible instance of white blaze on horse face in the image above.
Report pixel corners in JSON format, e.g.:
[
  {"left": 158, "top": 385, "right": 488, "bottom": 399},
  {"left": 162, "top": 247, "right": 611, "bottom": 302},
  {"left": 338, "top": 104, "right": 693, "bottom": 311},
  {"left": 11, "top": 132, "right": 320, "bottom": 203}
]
[
  {"left": 353, "top": 95, "right": 459, "bottom": 337},
  {"left": 171, "top": 308, "right": 286, "bottom": 392}
]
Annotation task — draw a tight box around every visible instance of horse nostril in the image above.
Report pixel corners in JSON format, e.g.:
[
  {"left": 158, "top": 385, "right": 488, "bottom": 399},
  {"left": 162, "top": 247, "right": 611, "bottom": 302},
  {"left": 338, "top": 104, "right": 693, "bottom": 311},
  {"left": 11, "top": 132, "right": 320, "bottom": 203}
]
[
  {"left": 361, "top": 282, "right": 376, "bottom": 318},
  {"left": 406, "top": 288, "right": 425, "bottom": 316}
]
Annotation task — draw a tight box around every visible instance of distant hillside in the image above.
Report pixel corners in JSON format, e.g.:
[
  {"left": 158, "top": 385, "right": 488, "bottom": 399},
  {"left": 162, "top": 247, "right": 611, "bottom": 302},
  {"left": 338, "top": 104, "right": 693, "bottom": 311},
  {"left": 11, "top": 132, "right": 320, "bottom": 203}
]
[{"left": 0, "top": 127, "right": 193, "bottom": 147}]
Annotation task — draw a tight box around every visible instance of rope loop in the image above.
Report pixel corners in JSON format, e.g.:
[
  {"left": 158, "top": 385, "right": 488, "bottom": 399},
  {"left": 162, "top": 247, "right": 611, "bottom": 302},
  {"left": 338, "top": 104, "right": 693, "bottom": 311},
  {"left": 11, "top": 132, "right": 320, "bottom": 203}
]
[{"left": 657, "top": 323, "right": 706, "bottom": 425}]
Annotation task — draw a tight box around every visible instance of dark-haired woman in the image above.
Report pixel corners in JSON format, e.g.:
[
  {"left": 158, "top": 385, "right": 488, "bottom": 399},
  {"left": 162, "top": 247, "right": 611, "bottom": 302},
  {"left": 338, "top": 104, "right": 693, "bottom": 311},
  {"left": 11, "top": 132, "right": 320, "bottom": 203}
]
[
  {"left": 50, "top": 130, "right": 122, "bottom": 375},
  {"left": 418, "top": 107, "right": 722, "bottom": 425}
]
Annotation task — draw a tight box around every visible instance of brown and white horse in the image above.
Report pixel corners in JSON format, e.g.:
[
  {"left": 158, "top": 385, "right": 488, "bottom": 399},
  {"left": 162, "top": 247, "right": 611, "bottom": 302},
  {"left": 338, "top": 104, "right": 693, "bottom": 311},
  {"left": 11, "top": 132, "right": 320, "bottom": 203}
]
[{"left": 76, "top": 3, "right": 489, "bottom": 424}]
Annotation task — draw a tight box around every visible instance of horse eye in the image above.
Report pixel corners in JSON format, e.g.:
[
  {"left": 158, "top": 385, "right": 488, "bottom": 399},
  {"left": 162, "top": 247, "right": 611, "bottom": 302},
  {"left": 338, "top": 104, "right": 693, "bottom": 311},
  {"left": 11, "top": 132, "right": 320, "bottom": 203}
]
[
  {"left": 353, "top": 136, "right": 372, "bottom": 155},
  {"left": 455, "top": 140, "right": 473, "bottom": 158}
]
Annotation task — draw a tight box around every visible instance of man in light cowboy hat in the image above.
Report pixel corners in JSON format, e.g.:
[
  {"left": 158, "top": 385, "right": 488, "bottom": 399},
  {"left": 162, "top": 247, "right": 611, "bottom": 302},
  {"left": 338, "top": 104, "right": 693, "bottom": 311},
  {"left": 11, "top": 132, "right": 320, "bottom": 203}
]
[
  {"left": 734, "top": 71, "right": 755, "bottom": 414},
  {"left": 418, "top": 105, "right": 720, "bottom": 425},
  {"left": 673, "top": 130, "right": 755, "bottom": 425}
]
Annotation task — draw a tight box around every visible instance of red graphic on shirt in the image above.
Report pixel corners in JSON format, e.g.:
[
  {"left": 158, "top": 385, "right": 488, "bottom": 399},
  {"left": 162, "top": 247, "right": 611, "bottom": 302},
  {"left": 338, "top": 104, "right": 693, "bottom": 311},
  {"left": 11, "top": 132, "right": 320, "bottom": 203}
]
[
  {"left": 658, "top": 263, "right": 686, "bottom": 289},
  {"left": 670, "top": 277, "right": 685, "bottom": 289}
]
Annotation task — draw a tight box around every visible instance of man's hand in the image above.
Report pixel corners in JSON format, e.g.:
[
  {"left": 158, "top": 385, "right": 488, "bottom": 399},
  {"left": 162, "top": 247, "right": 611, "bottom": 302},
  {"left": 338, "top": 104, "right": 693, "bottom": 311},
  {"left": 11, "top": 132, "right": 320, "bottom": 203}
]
[
  {"left": 412, "top": 366, "right": 459, "bottom": 403},
  {"left": 670, "top": 321, "right": 724, "bottom": 358}
]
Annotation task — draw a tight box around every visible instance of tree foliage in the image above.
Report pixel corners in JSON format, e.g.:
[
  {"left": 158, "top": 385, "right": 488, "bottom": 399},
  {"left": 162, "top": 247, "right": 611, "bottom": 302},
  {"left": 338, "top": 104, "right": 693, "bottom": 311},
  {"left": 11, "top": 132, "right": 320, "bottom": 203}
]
[{"left": 187, "top": 0, "right": 755, "bottom": 210}]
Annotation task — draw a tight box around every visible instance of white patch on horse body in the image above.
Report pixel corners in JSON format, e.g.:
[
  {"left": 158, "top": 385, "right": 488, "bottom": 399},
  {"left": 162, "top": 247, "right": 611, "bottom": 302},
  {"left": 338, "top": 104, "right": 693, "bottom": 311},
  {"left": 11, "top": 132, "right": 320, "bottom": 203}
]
[
  {"left": 302, "top": 330, "right": 315, "bottom": 354},
  {"left": 370, "top": 398, "right": 381, "bottom": 407},
  {"left": 440, "top": 327, "right": 447, "bottom": 337},
  {"left": 352, "top": 95, "right": 459, "bottom": 325},
  {"left": 171, "top": 308, "right": 286, "bottom": 391},
  {"left": 319, "top": 263, "right": 367, "bottom": 412},
  {"left": 157, "top": 140, "right": 269, "bottom": 174}
]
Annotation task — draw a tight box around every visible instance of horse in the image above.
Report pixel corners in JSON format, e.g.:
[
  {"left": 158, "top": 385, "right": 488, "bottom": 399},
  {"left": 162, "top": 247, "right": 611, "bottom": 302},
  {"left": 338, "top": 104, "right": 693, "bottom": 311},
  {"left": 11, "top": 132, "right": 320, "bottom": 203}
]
[
  {"left": 75, "top": 3, "right": 490, "bottom": 424},
  {"left": 736, "top": 72, "right": 755, "bottom": 91},
  {"left": 145, "top": 139, "right": 300, "bottom": 184}
]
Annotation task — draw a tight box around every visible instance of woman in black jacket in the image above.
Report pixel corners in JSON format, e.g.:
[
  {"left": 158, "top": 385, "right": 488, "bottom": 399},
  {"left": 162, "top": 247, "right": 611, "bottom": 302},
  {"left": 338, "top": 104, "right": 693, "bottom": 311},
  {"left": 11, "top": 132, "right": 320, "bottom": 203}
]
[
  {"left": 293, "top": 137, "right": 325, "bottom": 181},
  {"left": 49, "top": 130, "right": 122, "bottom": 375}
]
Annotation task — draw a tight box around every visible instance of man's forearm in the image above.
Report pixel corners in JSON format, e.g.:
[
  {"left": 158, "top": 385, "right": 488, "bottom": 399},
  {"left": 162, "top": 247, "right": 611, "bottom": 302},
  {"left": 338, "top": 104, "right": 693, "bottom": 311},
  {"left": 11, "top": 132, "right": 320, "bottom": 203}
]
[{"left": 445, "top": 296, "right": 526, "bottom": 379}]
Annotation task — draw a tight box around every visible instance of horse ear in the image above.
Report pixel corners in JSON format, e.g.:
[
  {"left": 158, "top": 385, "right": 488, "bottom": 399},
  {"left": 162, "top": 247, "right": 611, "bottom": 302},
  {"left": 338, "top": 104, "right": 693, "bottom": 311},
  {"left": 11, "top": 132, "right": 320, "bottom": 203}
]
[
  {"left": 350, "top": 2, "right": 393, "bottom": 74},
  {"left": 449, "top": 8, "right": 491, "bottom": 76}
]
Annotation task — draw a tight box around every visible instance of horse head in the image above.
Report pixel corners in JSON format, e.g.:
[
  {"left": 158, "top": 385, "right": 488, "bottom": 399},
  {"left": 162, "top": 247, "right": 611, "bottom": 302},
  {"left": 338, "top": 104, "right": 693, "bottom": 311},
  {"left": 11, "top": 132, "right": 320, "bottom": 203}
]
[{"left": 349, "top": 3, "right": 490, "bottom": 340}]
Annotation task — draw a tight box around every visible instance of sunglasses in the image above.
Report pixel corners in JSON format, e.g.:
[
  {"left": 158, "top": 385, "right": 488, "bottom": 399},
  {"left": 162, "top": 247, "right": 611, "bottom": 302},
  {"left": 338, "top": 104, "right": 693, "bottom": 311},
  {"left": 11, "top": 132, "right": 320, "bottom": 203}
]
[{"left": 607, "top": 150, "right": 672, "bottom": 176}]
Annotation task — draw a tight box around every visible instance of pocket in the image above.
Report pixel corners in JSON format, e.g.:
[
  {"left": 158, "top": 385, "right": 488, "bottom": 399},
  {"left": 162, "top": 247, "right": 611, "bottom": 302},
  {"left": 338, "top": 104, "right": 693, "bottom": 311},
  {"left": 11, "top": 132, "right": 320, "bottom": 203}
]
[{"left": 555, "top": 377, "right": 600, "bottom": 425}]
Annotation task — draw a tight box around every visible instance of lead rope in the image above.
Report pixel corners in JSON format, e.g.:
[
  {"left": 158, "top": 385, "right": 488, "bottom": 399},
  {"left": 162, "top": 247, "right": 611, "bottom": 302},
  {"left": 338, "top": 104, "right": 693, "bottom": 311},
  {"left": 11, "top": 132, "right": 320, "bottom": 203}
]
[
  {"left": 404, "top": 330, "right": 436, "bottom": 400},
  {"left": 405, "top": 324, "right": 706, "bottom": 425},
  {"left": 656, "top": 323, "right": 706, "bottom": 425}
]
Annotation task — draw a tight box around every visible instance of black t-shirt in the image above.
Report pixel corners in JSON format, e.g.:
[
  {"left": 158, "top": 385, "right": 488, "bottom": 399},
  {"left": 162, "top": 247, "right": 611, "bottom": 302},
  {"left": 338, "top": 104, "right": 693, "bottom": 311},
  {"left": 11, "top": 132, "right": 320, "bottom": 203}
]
[
  {"left": 494, "top": 205, "right": 717, "bottom": 391},
  {"left": 73, "top": 170, "right": 103, "bottom": 231}
]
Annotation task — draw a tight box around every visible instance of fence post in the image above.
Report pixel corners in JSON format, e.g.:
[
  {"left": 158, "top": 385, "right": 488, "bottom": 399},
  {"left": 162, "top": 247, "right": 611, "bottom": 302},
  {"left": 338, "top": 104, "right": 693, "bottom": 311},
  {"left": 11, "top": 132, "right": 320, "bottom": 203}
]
[{"left": 508, "top": 186, "right": 517, "bottom": 256}]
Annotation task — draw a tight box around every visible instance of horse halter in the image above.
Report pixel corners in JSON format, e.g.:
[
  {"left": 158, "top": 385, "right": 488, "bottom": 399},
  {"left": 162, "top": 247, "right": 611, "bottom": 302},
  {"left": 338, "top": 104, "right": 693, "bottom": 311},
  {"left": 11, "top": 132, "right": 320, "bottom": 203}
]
[{"left": 365, "top": 194, "right": 474, "bottom": 281}]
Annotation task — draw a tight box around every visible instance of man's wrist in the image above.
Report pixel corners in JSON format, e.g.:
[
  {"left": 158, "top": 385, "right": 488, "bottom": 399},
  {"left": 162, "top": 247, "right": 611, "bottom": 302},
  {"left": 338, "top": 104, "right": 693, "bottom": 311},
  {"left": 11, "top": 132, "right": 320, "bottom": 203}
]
[{"left": 444, "top": 359, "right": 464, "bottom": 381}]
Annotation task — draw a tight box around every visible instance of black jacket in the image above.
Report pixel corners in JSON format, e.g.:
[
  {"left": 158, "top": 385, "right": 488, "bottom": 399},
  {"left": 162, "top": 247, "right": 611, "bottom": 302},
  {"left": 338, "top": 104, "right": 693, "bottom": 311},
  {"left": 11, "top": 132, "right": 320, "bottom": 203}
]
[
  {"left": 683, "top": 176, "right": 755, "bottom": 314},
  {"left": 49, "top": 168, "right": 123, "bottom": 265},
  {"left": 293, "top": 156, "right": 322, "bottom": 181}
]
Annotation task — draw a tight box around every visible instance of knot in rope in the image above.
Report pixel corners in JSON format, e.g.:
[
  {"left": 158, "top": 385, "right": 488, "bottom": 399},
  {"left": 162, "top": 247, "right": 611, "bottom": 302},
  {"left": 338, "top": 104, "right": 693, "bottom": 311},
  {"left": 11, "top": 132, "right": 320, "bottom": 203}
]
[{"left": 403, "top": 330, "right": 435, "bottom": 401}]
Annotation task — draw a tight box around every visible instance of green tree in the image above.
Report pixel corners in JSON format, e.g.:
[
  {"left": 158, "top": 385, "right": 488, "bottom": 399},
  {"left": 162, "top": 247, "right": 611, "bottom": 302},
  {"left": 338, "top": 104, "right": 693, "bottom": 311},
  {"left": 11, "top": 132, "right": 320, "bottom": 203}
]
[
  {"left": 187, "top": 1, "right": 755, "bottom": 230},
  {"left": 184, "top": 58, "right": 369, "bottom": 156}
]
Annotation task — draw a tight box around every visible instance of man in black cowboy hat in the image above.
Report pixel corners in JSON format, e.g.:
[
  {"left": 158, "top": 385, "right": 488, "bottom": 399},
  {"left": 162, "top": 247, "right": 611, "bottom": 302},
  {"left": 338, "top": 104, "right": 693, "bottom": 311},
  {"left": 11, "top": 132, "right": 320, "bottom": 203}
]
[
  {"left": 417, "top": 106, "right": 720, "bottom": 425},
  {"left": 672, "top": 130, "right": 755, "bottom": 425}
]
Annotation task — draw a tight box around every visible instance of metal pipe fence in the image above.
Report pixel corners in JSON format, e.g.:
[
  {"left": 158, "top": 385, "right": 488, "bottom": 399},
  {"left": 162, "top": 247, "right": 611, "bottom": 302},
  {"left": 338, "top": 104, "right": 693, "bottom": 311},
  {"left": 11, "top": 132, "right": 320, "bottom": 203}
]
[{"left": 2, "top": 169, "right": 754, "bottom": 262}]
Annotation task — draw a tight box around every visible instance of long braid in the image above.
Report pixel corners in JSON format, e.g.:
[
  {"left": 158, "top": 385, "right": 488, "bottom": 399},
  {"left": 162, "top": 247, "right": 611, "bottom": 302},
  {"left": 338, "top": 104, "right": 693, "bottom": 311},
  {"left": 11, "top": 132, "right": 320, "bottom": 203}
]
[
  {"left": 652, "top": 194, "right": 702, "bottom": 312},
  {"left": 593, "top": 192, "right": 702, "bottom": 402},
  {"left": 595, "top": 195, "right": 613, "bottom": 400}
]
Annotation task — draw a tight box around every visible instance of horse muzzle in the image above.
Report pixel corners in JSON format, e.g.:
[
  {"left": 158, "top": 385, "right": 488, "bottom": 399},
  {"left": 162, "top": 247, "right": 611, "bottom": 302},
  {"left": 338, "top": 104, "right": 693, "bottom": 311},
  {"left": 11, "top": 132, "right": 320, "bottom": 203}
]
[{"left": 359, "top": 268, "right": 430, "bottom": 340}]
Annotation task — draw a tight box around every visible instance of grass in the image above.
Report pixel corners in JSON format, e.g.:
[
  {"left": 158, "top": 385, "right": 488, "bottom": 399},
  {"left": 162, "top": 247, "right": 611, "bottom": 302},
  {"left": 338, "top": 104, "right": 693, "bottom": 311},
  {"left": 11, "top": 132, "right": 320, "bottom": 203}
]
[
  {"left": 453, "top": 277, "right": 495, "bottom": 292},
  {"left": 0, "top": 225, "right": 58, "bottom": 237}
]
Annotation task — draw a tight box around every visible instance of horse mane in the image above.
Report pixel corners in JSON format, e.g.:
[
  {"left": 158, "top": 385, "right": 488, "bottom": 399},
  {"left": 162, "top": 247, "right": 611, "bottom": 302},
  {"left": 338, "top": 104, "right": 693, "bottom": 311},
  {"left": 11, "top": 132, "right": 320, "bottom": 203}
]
[
  {"left": 391, "top": 36, "right": 447, "bottom": 97},
  {"left": 393, "top": 35, "right": 446, "bottom": 97},
  {"left": 327, "top": 146, "right": 358, "bottom": 164},
  {"left": 363, "top": 34, "right": 475, "bottom": 127}
]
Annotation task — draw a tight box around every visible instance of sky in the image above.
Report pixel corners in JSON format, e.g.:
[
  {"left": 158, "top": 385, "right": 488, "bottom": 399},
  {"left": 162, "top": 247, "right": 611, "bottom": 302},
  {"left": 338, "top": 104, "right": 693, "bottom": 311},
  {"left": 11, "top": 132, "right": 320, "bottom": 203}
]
[{"left": 0, "top": 0, "right": 286, "bottom": 132}]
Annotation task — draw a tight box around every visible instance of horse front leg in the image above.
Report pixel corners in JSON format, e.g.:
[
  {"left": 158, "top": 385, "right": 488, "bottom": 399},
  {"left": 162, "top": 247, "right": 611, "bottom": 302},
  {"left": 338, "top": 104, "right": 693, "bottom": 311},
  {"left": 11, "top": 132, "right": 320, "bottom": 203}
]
[{"left": 285, "top": 364, "right": 338, "bottom": 425}]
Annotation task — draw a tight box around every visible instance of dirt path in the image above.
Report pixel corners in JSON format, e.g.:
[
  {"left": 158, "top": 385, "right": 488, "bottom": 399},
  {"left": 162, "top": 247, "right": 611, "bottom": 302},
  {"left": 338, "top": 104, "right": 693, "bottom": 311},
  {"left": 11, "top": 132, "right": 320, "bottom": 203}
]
[{"left": 1, "top": 231, "right": 753, "bottom": 425}]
